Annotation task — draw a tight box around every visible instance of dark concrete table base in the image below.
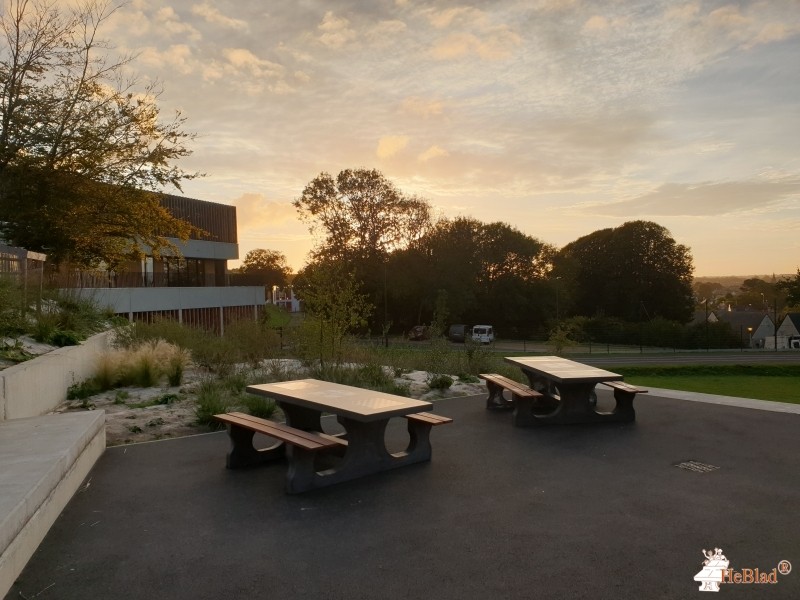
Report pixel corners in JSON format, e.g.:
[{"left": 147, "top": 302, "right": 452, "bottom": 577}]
[
  {"left": 284, "top": 416, "right": 435, "bottom": 493},
  {"left": 233, "top": 402, "right": 438, "bottom": 493},
  {"left": 513, "top": 380, "right": 636, "bottom": 426}
]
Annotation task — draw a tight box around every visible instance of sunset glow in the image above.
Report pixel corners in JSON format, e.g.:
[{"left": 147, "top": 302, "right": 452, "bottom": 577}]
[{"left": 108, "top": 1, "right": 800, "bottom": 276}]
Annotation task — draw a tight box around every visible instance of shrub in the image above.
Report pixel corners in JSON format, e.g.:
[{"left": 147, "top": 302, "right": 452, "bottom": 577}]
[
  {"left": 50, "top": 291, "right": 106, "bottom": 336},
  {"left": 32, "top": 313, "right": 60, "bottom": 343},
  {"left": 221, "top": 368, "right": 249, "bottom": 395},
  {"left": 263, "top": 358, "right": 303, "bottom": 382},
  {"left": 0, "top": 338, "right": 34, "bottom": 363},
  {"left": 156, "top": 393, "right": 179, "bottom": 405},
  {"left": 194, "top": 380, "right": 230, "bottom": 428},
  {"left": 165, "top": 347, "right": 191, "bottom": 387},
  {"left": 240, "top": 394, "right": 277, "bottom": 419},
  {"left": 224, "top": 318, "right": 281, "bottom": 366},
  {"left": 95, "top": 352, "right": 121, "bottom": 391},
  {"left": 426, "top": 374, "right": 453, "bottom": 391},
  {"left": 112, "top": 340, "right": 185, "bottom": 388},
  {"left": 67, "top": 379, "right": 102, "bottom": 400},
  {"left": 51, "top": 330, "right": 82, "bottom": 347},
  {"left": 128, "top": 349, "right": 160, "bottom": 387}
]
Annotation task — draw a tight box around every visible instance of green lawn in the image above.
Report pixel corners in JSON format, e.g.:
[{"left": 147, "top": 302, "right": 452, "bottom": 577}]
[{"left": 614, "top": 365, "right": 800, "bottom": 404}]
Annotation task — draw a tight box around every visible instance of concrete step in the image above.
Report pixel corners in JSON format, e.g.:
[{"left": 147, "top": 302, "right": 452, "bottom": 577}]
[{"left": 0, "top": 411, "right": 105, "bottom": 597}]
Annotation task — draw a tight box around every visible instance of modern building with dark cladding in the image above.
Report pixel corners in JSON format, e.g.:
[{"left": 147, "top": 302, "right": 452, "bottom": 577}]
[
  {"left": 160, "top": 194, "right": 237, "bottom": 243},
  {"left": 59, "top": 194, "right": 264, "bottom": 334}
]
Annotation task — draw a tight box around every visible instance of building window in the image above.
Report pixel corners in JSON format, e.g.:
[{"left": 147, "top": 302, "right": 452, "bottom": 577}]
[{"left": 162, "top": 257, "right": 207, "bottom": 287}]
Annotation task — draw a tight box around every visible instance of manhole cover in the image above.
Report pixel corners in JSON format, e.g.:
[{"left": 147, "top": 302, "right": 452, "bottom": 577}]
[{"left": 674, "top": 460, "right": 720, "bottom": 473}]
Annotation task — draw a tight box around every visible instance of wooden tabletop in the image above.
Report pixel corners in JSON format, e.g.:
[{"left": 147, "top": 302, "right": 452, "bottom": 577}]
[
  {"left": 504, "top": 356, "right": 623, "bottom": 384},
  {"left": 246, "top": 379, "right": 433, "bottom": 422}
]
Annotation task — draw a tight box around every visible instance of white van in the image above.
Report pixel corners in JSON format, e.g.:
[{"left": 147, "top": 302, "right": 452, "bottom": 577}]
[{"left": 471, "top": 325, "right": 495, "bottom": 344}]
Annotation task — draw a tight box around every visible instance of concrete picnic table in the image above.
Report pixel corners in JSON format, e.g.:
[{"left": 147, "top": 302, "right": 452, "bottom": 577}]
[{"left": 504, "top": 355, "right": 646, "bottom": 425}]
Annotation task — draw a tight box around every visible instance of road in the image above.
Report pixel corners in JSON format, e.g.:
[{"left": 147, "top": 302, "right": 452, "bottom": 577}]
[
  {"left": 489, "top": 340, "right": 800, "bottom": 366},
  {"left": 392, "top": 337, "right": 800, "bottom": 367}
]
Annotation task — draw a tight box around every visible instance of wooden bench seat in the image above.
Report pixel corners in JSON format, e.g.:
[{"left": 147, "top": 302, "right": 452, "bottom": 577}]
[
  {"left": 597, "top": 381, "right": 647, "bottom": 421},
  {"left": 214, "top": 411, "right": 347, "bottom": 469},
  {"left": 405, "top": 412, "right": 453, "bottom": 426},
  {"left": 600, "top": 381, "right": 648, "bottom": 395},
  {"left": 480, "top": 373, "right": 542, "bottom": 409}
]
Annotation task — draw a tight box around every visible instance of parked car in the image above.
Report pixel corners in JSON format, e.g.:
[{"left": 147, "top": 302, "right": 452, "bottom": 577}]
[
  {"left": 471, "top": 325, "right": 495, "bottom": 344},
  {"left": 408, "top": 325, "right": 430, "bottom": 341},
  {"left": 448, "top": 324, "right": 469, "bottom": 343}
]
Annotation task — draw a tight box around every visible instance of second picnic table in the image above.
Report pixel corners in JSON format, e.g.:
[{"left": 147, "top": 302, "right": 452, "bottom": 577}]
[{"left": 484, "top": 356, "right": 646, "bottom": 426}]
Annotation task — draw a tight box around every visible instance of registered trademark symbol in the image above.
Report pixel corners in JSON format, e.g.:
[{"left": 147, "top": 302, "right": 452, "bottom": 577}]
[{"left": 778, "top": 560, "right": 791, "bottom": 575}]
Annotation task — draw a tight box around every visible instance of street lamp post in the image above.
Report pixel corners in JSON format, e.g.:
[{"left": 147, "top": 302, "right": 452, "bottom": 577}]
[{"left": 747, "top": 326, "right": 753, "bottom": 349}]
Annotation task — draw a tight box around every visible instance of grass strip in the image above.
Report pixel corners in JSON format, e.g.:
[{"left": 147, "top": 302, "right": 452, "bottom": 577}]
[{"left": 616, "top": 365, "right": 800, "bottom": 404}]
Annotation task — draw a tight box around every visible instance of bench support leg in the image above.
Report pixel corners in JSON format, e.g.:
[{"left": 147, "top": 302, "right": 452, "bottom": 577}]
[
  {"left": 609, "top": 389, "right": 636, "bottom": 422},
  {"left": 484, "top": 381, "right": 513, "bottom": 410},
  {"left": 225, "top": 425, "right": 286, "bottom": 469},
  {"left": 284, "top": 447, "right": 321, "bottom": 494},
  {"left": 404, "top": 419, "right": 433, "bottom": 461}
]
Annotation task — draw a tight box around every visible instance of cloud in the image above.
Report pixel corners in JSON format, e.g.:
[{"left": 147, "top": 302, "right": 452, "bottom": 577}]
[
  {"left": 419, "top": 145, "right": 449, "bottom": 161},
  {"left": 155, "top": 6, "right": 201, "bottom": 41},
  {"left": 318, "top": 11, "right": 356, "bottom": 49},
  {"left": 401, "top": 96, "right": 445, "bottom": 119},
  {"left": 665, "top": 3, "right": 700, "bottom": 21},
  {"left": 138, "top": 44, "right": 195, "bottom": 74},
  {"left": 582, "top": 15, "right": 610, "bottom": 34},
  {"left": 746, "top": 22, "right": 794, "bottom": 48},
  {"left": 425, "top": 7, "right": 485, "bottom": 29},
  {"left": 370, "top": 19, "right": 407, "bottom": 39},
  {"left": 431, "top": 27, "right": 521, "bottom": 60},
  {"left": 222, "top": 48, "right": 283, "bottom": 78},
  {"left": 708, "top": 5, "right": 749, "bottom": 30},
  {"left": 233, "top": 193, "right": 298, "bottom": 230},
  {"left": 424, "top": 6, "right": 520, "bottom": 60},
  {"left": 191, "top": 3, "right": 248, "bottom": 31},
  {"left": 377, "top": 135, "right": 410, "bottom": 159},
  {"left": 594, "top": 180, "right": 800, "bottom": 217}
]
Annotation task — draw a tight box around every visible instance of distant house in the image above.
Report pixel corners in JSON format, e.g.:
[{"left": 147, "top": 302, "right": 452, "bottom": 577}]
[
  {"left": 691, "top": 310, "right": 718, "bottom": 325},
  {"left": 772, "top": 313, "right": 800, "bottom": 350},
  {"left": 715, "top": 311, "right": 774, "bottom": 349},
  {"left": 58, "top": 194, "right": 264, "bottom": 334}
]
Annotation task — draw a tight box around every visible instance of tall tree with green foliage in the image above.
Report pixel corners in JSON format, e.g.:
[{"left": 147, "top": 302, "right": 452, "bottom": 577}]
[
  {"left": 394, "top": 217, "right": 555, "bottom": 336},
  {"left": 778, "top": 269, "right": 800, "bottom": 308},
  {"left": 294, "top": 168, "right": 432, "bottom": 263},
  {"left": 0, "top": 0, "right": 199, "bottom": 267},
  {"left": 238, "top": 249, "right": 291, "bottom": 288},
  {"left": 559, "top": 221, "right": 694, "bottom": 322},
  {"left": 294, "top": 168, "right": 432, "bottom": 331}
]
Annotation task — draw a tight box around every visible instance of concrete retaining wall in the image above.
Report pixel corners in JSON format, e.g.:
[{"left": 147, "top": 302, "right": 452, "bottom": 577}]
[
  {"left": 0, "top": 411, "right": 106, "bottom": 597},
  {"left": 0, "top": 331, "right": 113, "bottom": 422}
]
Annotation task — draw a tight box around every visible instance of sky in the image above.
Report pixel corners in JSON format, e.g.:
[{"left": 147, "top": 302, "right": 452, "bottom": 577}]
[{"left": 105, "top": 0, "right": 800, "bottom": 277}]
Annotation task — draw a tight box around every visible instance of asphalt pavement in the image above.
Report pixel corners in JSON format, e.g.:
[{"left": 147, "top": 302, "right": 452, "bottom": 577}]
[{"left": 6, "top": 391, "right": 800, "bottom": 600}]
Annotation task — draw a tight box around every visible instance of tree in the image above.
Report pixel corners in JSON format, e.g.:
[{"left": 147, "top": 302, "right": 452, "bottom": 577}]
[
  {"left": 778, "top": 269, "right": 800, "bottom": 308},
  {"left": 560, "top": 221, "right": 694, "bottom": 322},
  {"left": 736, "top": 277, "right": 772, "bottom": 308},
  {"left": 294, "top": 168, "right": 432, "bottom": 263},
  {"left": 0, "top": 0, "right": 199, "bottom": 267},
  {"left": 239, "top": 249, "right": 291, "bottom": 288},
  {"left": 293, "top": 261, "right": 373, "bottom": 367},
  {"left": 294, "top": 168, "right": 432, "bottom": 331},
  {"left": 395, "top": 217, "right": 555, "bottom": 336},
  {"left": 693, "top": 281, "right": 724, "bottom": 305}
]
